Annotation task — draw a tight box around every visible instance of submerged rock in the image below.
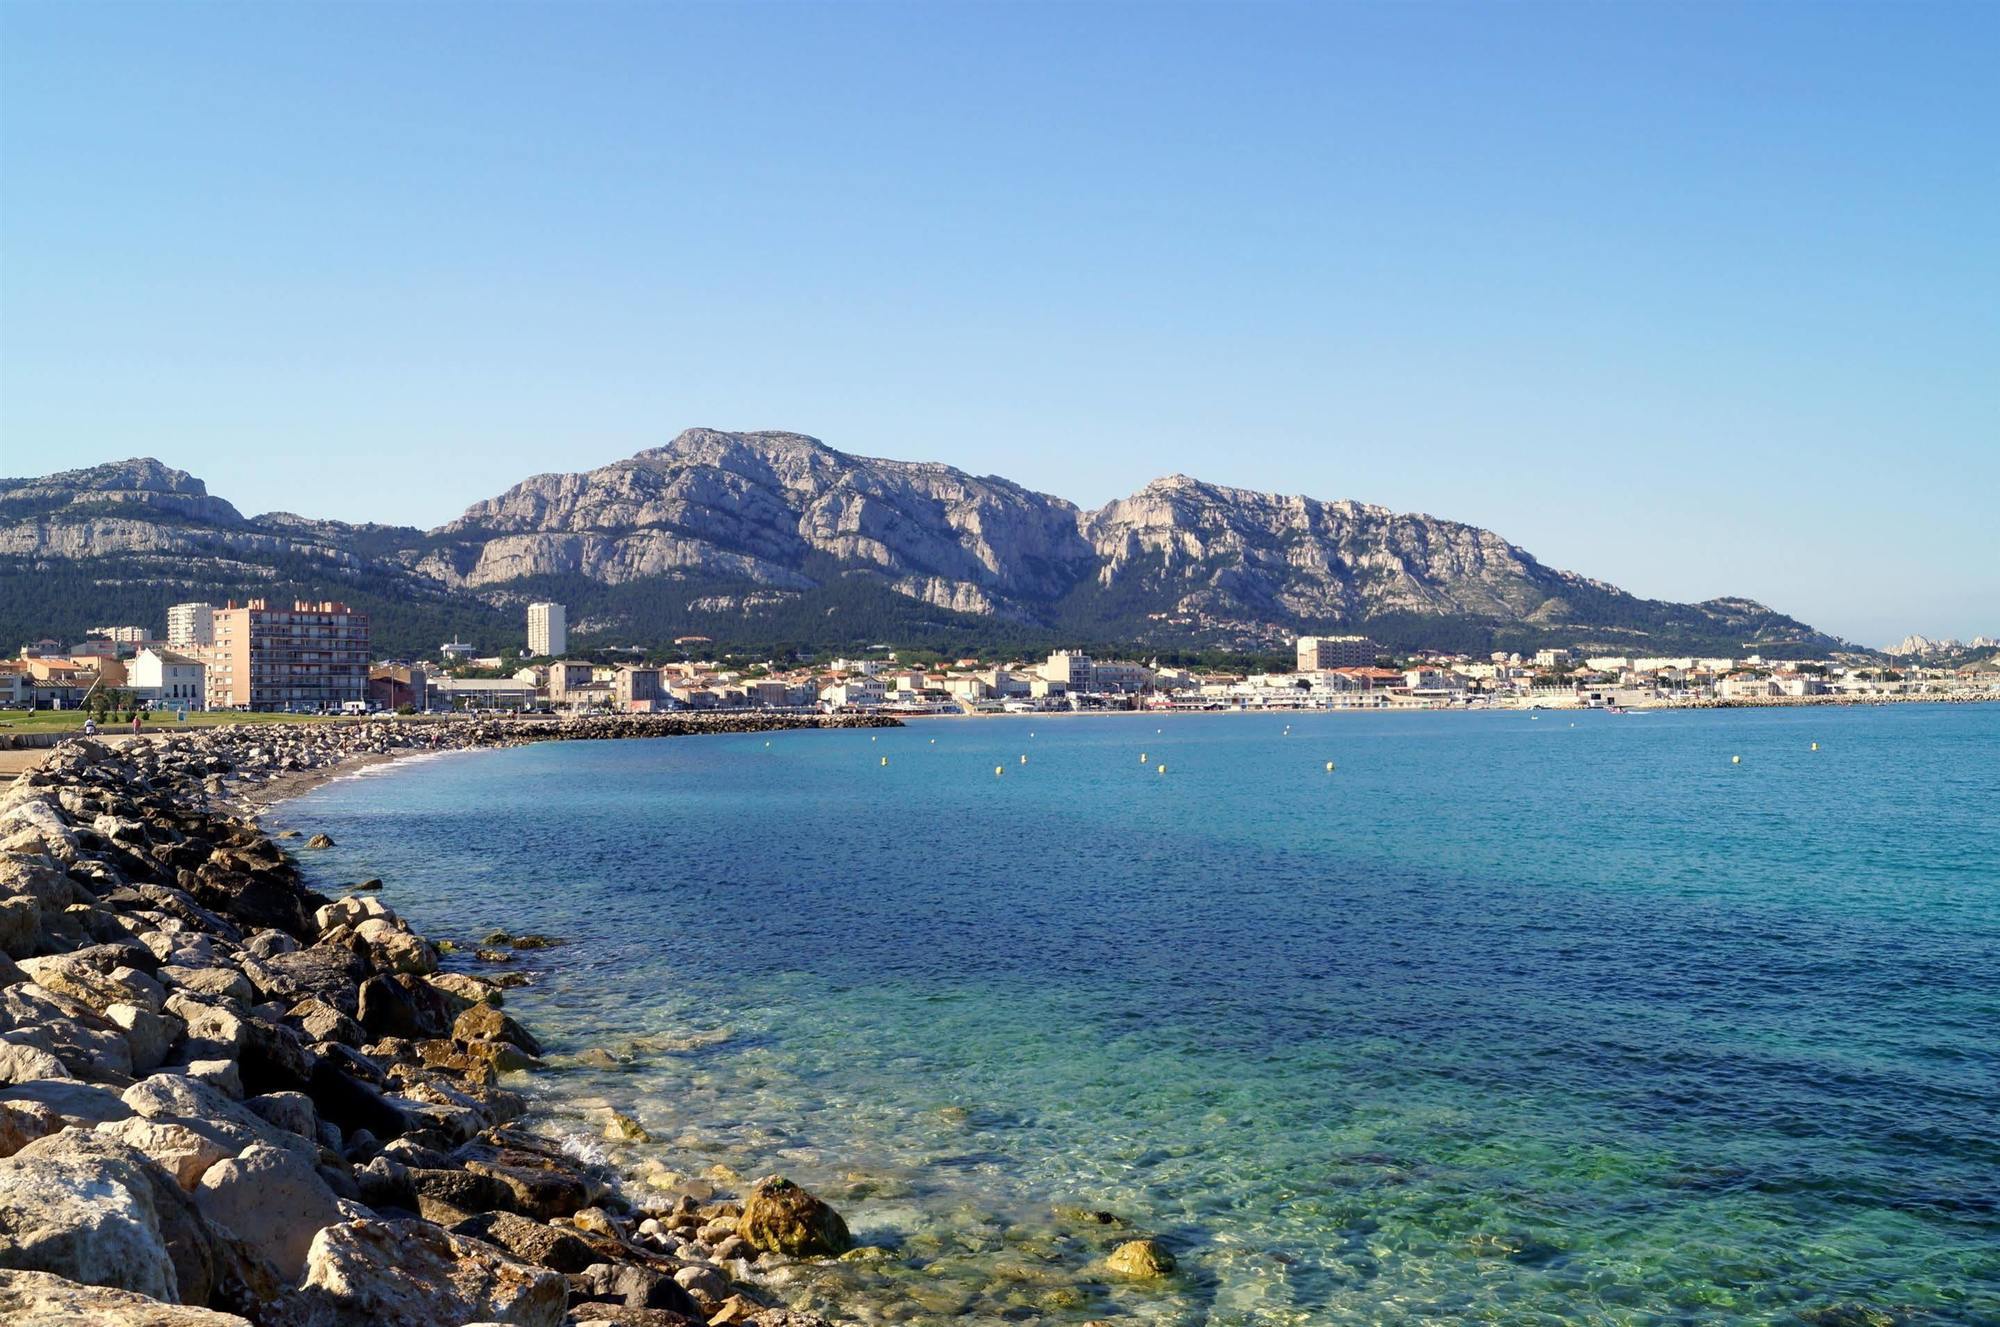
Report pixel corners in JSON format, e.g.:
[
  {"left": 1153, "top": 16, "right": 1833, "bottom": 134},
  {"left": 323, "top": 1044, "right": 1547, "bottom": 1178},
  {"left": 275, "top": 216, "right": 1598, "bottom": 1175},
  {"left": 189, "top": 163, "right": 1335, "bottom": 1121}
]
[{"left": 1104, "top": 1237, "right": 1177, "bottom": 1279}]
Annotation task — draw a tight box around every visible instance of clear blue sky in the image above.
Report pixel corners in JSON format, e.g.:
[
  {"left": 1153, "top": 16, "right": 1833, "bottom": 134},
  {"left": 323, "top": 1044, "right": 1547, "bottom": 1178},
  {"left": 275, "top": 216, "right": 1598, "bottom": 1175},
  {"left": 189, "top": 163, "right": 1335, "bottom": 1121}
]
[{"left": 3, "top": 2, "right": 1993, "bottom": 645}]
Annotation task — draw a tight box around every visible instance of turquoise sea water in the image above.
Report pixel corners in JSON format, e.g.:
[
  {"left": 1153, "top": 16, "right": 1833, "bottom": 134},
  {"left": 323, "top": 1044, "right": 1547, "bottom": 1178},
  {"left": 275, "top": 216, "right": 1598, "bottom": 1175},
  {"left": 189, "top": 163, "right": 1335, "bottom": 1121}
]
[{"left": 274, "top": 706, "right": 2000, "bottom": 1326}]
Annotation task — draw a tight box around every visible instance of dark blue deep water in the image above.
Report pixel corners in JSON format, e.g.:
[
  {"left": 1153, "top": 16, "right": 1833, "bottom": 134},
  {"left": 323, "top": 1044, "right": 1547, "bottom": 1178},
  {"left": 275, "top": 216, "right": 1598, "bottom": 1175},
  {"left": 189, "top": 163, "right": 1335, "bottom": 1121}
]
[{"left": 276, "top": 705, "right": 2000, "bottom": 1325}]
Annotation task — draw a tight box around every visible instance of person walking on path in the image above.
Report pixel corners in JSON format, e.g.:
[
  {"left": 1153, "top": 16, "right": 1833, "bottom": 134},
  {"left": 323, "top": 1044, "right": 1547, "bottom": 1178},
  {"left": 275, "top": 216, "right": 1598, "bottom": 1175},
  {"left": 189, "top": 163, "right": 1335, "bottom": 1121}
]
[{"left": 131, "top": 712, "right": 144, "bottom": 736}]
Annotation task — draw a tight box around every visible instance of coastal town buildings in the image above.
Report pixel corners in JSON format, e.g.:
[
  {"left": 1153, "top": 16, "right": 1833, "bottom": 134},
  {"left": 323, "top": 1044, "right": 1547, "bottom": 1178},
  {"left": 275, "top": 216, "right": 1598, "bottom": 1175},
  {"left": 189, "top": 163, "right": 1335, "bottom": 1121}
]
[
  {"left": 430, "top": 676, "right": 538, "bottom": 709},
  {"left": 613, "top": 664, "right": 665, "bottom": 708},
  {"left": 527, "top": 602, "right": 567, "bottom": 657},
  {"left": 166, "top": 602, "right": 216, "bottom": 648},
  {"left": 8, "top": 610, "right": 2000, "bottom": 718},
  {"left": 1297, "top": 635, "right": 1379, "bottom": 671},
  {"left": 88, "top": 625, "right": 152, "bottom": 644},
  {"left": 195, "top": 599, "right": 371, "bottom": 711},
  {"left": 367, "top": 664, "right": 429, "bottom": 712}
]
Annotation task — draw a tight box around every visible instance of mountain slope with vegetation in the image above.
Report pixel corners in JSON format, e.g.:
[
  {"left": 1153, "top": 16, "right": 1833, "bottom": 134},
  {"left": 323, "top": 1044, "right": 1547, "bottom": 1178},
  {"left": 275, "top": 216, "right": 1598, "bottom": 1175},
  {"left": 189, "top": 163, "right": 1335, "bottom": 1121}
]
[{"left": 0, "top": 433, "right": 1848, "bottom": 658}]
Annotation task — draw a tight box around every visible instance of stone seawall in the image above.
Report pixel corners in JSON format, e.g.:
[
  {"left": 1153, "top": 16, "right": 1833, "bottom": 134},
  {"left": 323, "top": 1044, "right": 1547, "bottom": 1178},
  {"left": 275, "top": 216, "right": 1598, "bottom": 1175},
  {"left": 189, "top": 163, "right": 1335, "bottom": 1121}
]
[{"left": 0, "top": 716, "right": 894, "bottom": 1326}]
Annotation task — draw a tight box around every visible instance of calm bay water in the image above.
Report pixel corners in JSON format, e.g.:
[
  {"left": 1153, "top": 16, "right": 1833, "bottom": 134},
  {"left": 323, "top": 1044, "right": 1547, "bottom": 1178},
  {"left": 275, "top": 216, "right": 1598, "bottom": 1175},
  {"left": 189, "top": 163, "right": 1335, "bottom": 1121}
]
[{"left": 274, "top": 706, "right": 2000, "bottom": 1326}]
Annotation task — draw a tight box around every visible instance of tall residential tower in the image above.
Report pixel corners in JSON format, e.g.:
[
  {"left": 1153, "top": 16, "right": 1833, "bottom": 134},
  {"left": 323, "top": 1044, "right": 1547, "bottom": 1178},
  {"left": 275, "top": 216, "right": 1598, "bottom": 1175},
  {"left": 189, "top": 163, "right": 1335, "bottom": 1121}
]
[
  {"left": 167, "top": 602, "right": 216, "bottom": 648},
  {"left": 527, "top": 602, "right": 567, "bottom": 657}
]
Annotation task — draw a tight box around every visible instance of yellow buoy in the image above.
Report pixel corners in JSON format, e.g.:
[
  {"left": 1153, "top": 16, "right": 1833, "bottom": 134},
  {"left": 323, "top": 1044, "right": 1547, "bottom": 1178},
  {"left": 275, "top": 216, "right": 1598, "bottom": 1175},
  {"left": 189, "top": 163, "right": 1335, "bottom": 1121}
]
[
  {"left": 1811, "top": 742, "right": 1819, "bottom": 751},
  {"left": 1157, "top": 764, "right": 1167, "bottom": 774},
  {"left": 994, "top": 765, "right": 1004, "bottom": 776},
  {"left": 1325, "top": 761, "right": 1335, "bottom": 772},
  {"left": 880, "top": 756, "right": 888, "bottom": 766},
  {"left": 1020, "top": 754, "right": 1028, "bottom": 764},
  {"left": 1731, "top": 755, "right": 1741, "bottom": 764}
]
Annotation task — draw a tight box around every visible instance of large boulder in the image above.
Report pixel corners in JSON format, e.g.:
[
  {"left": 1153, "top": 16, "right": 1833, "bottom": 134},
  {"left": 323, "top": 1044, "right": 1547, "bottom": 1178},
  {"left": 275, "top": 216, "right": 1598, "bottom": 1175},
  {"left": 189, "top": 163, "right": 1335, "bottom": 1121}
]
[
  {"left": 735, "top": 1176, "right": 851, "bottom": 1258},
  {"left": 574, "top": 1261, "right": 702, "bottom": 1316},
  {"left": 158, "top": 966, "right": 254, "bottom": 1006},
  {"left": 0, "top": 1137, "right": 182, "bottom": 1301},
  {"left": 306, "top": 1055, "right": 413, "bottom": 1142},
  {"left": 106, "top": 1002, "right": 181, "bottom": 1075},
  {"left": 0, "top": 852, "right": 81, "bottom": 915},
  {"left": 0, "top": 802, "right": 79, "bottom": 861},
  {"left": 185, "top": 863, "right": 313, "bottom": 940},
  {"left": 449, "top": 1209, "right": 602, "bottom": 1273},
  {"left": 95, "top": 1118, "right": 231, "bottom": 1191},
  {"left": 285, "top": 997, "right": 363, "bottom": 1047},
  {"left": 235, "top": 1016, "right": 316, "bottom": 1097},
  {"left": 240, "top": 947, "right": 362, "bottom": 1013},
  {"left": 352, "top": 920, "right": 438, "bottom": 977},
  {"left": 17, "top": 955, "right": 164, "bottom": 1015},
  {"left": 15, "top": 1108, "right": 227, "bottom": 1306},
  {"left": 0, "top": 1100, "right": 63, "bottom": 1157},
  {"left": 3, "top": 1078, "right": 132, "bottom": 1128},
  {"left": 0, "top": 1039, "right": 71, "bottom": 1085},
  {"left": 0, "top": 1268, "right": 252, "bottom": 1325},
  {"left": 121, "top": 1072, "right": 320, "bottom": 1169},
  {"left": 298, "top": 1217, "right": 566, "bottom": 1327},
  {"left": 452, "top": 1004, "right": 541, "bottom": 1057},
  {"left": 193, "top": 1143, "right": 346, "bottom": 1280},
  {"left": 0, "top": 983, "right": 134, "bottom": 1081},
  {"left": 0, "top": 896, "right": 38, "bottom": 958},
  {"left": 165, "top": 992, "right": 246, "bottom": 1059}
]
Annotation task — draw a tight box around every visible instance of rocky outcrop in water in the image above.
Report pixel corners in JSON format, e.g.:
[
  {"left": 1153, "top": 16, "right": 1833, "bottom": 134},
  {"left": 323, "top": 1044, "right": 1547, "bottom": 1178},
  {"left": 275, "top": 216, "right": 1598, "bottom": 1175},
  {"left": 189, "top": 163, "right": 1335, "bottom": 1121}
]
[{"left": 0, "top": 721, "right": 876, "bottom": 1325}]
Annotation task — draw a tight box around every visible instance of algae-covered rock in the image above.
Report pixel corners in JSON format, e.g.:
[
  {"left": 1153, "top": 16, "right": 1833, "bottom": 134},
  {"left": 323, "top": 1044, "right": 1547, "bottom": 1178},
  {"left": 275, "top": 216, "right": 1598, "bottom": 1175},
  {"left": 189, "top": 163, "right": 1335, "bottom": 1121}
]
[
  {"left": 1105, "top": 1236, "right": 1177, "bottom": 1278},
  {"left": 736, "top": 1175, "right": 852, "bottom": 1258}
]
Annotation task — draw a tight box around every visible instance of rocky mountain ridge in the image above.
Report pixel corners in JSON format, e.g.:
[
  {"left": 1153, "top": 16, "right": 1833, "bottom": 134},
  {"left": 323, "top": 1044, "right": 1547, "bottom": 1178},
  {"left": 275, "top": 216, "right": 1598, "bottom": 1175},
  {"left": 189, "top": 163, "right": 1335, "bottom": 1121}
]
[{"left": 0, "top": 431, "right": 1848, "bottom": 657}]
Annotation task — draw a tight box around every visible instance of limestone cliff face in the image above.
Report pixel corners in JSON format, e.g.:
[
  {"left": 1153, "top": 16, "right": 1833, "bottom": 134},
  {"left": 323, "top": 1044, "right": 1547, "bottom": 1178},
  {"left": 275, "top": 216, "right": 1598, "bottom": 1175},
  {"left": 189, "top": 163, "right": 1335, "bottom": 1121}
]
[
  {"left": 0, "top": 434, "right": 1846, "bottom": 652},
  {"left": 0, "top": 461, "right": 361, "bottom": 567},
  {"left": 421, "top": 430, "right": 1094, "bottom": 615},
  {"left": 1079, "top": 474, "right": 1594, "bottom": 625}
]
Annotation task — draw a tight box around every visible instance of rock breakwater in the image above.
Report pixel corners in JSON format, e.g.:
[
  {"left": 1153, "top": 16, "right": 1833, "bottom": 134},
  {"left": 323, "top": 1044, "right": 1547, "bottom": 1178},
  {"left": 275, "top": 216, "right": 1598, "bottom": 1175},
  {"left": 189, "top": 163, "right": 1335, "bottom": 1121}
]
[{"left": 0, "top": 717, "right": 892, "bottom": 1326}]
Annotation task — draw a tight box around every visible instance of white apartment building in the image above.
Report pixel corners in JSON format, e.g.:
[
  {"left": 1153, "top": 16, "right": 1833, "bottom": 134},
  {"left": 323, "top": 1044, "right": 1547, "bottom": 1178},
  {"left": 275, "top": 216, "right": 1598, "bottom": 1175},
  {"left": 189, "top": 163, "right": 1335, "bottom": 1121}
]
[
  {"left": 527, "top": 602, "right": 567, "bottom": 657},
  {"left": 166, "top": 603, "right": 216, "bottom": 648},
  {"left": 128, "top": 647, "right": 206, "bottom": 710},
  {"left": 821, "top": 678, "right": 887, "bottom": 708}
]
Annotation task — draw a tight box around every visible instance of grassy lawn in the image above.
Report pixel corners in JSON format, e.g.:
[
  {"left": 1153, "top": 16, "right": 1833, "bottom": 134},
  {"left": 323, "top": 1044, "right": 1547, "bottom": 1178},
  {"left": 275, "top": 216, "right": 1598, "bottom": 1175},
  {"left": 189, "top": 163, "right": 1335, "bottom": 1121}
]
[{"left": 0, "top": 709, "right": 348, "bottom": 734}]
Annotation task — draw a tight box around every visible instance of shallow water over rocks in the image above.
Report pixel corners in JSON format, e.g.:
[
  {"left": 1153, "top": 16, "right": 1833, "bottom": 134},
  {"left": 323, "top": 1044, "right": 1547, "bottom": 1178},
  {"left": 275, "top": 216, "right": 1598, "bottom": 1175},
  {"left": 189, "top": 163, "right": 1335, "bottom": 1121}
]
[{"left": 278, "top": 706, "right": 2000, "bottom": 1325}]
